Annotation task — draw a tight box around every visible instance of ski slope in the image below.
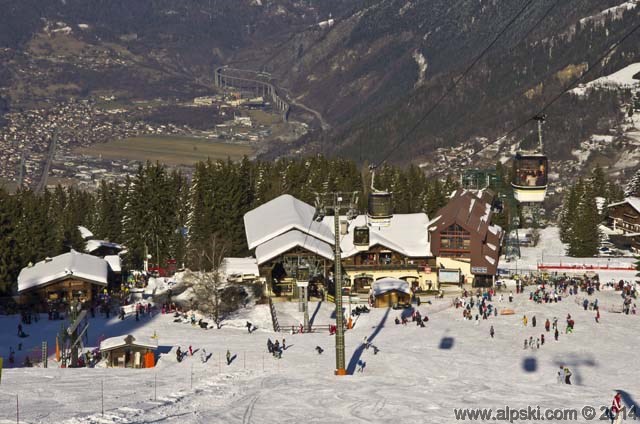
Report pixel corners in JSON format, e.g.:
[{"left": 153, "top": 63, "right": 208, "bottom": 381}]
[{"left": 1, "top": 284, "right": 639, "bottom": 423}]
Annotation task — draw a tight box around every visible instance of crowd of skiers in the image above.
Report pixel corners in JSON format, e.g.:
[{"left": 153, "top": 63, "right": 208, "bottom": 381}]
[{"left": 394, "top": 309, "right": 429, "bottom": 327}]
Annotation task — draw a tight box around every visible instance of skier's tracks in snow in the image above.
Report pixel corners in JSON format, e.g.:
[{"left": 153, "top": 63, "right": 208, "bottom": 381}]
[{"left": 242, "top": 395, "right": 260, "bottom": 424}]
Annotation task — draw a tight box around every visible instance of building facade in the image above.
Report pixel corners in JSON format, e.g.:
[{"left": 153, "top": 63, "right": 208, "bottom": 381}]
[
  {"left": 243, "top": 195, "right": 437, "bottom": 301},
  {"left": 17, "top": 250, "right": 110, "bottom": 310},
  {"left": 605, "top": 197, "right": 640, "bottom": 251},
  {"left": 429, "top": 189, "right": 503, "bottom": 287}
]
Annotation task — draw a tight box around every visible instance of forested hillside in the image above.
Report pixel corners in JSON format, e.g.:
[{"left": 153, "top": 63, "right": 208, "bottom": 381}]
[{"left": 0, "top": 156, "right": 459, "bottom": 294}]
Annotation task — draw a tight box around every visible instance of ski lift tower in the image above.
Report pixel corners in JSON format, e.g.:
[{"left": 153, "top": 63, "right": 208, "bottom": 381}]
[{"left": 313, "top": 191, "right": 359, "bottom": 376}]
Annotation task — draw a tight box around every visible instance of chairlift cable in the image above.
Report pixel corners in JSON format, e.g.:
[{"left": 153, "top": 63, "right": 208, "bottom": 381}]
[{"left": 372, "top": 0, "right": 537, "bottom": 169}]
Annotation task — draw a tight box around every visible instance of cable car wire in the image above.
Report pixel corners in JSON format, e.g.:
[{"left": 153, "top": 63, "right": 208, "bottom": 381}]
[
  {"left": 465, "top": 17, "right": 640, "bottom": 162},
  {"left": 372, "top": 0, "right": 537, "bottom": 168}
]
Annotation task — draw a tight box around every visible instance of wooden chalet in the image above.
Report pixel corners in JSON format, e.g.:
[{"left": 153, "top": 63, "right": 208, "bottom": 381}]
[
  {"left": 429, "top": 189, "right": 503, "bottom": 287},
  {"left": 17, "top": 250, "right": 110, "bottom": 310}
]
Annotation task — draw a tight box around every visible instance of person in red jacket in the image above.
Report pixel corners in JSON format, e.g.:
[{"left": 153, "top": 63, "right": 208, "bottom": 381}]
[{"left": 610, "top": 392, "right": 622, "bottom": 424}]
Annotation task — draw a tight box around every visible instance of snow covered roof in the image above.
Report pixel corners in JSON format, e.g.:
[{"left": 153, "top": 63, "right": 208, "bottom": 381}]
[
  {"left": 244, "top": 194, "right": 335, "bottom": 250},
  {"left": 332, "top": 214, "right": 432, "bottom": 258},
  {"left": 608, "top": 196, "right": 640, "bottom": 213},
  {"left": 85, "top": 239, "right": 124, "bottom": 254},
  {"left": 371, "top": 278, "right": 411, "bottom": 296},
  {"left": 222, "top": 257, "right": 259, "bottom": 278},
  {"left": 77, "top": 226, "right": 94, "bottom": 240},
  {"left": 255, "top": 230, "right": 334, "bottom": 265},
  {"left": 100, "top": 335, "right": 158, "bottom": 352},
  {"left": 104, "top": 255, "right": 121, "bottom": 273},
  {"left": 18, "top": 250, "right": 109, "bottom": 293},
  {"left": 245, "top": 195, "right": 432, "bottom": 263}
]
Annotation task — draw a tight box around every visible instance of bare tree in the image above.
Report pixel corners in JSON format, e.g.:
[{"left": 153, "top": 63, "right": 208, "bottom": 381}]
[{"left": 186, "top": 235, "right": 228, "bottom": 328}]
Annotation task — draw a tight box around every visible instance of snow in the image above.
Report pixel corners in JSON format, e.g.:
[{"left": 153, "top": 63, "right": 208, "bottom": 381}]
[
  {"left": 412, "top": 50, "right": 428, "bottom": 87},
  {"left": 371, "top": 277, "right": 411, "bottom": 296},
  {"left": 246, "top": 196, "right": 431, "bottom": 263},
  {"left": 77, "top": 226, "right": 94, "bottom": 240},
  {"left": 608, "top": 196, "right": 640, "bottom": 213},
  {"left": 2, "top": 281, "right": 640, "bottom": 423},
  {"left": 579, "top": 1, "right": 638, "bottom": 27},
  {"left": 571, "top": 62, "right": 640, "bottom": 96},
  {"left": 104, "top": 255, "right": 121, "bottom": 273},
  {"left": 254, "top": 230, "right": 334, "bottom": 265},
  {"left": 336, "top": 214, "right": 432, "bottom": 258},
  {"left": 243, "top": 194, "right": 334, "bottom": 250},
  {"left": 221, "top": 257, "right": 259, "bottom": 280},
  {"left": 85, "top": 239, "right": 123, "bottom": 254},
  {"left": 501, "top": 227, "right": 638, "bottom": 282},
  {"left": 100, "top": 335, "right": 158, "bottom": 351},
  {"left": 17, "top": 250, "right": 109, "bottom": 292}
]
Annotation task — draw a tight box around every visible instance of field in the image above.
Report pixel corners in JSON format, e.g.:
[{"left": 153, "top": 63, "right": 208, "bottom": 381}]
[{"left": 75, "top": 136, "right": 256, "bottom": 166}]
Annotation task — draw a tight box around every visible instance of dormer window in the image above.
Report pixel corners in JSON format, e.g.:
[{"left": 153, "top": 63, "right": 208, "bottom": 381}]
[{"left": 353, "top": 226, "right": 370, "bottom": 246}]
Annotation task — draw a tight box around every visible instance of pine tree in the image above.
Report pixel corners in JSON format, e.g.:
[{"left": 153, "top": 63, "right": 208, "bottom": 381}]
[
  {"left": 567, "top": 179, "right": 601, "bottom": 257},
  {"left": 0, "top": 189, "right": 19, "bottom": 294},
  {"left": 625, "top": 168, "right": 640, "bottom": 197}
]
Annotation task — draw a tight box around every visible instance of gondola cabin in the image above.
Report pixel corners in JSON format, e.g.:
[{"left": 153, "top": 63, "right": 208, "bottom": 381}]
[
  {"left": 511, "top": 153, "right": 548, "bottom": 203},
  {"left": 367, "top": 191, "right": 393, "bottom": 226}
]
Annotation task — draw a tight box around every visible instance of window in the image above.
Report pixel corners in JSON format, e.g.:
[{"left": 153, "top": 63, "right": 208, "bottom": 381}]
[
  {"left": 440, "top": 224, "right": 471, "bottom": 258},
  {"left": 514, "top": 157, "right": 547, "bottom": 187}
]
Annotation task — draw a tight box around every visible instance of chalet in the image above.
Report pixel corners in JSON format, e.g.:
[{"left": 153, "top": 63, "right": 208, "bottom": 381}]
[
  {"left": 17, "top": 250, "right": 109, "bottom": 309},
  {"left": 605, "top": 197, "right": 640, "bottom": 251},
  {"left": 99, "top": 335, "right": 157, "bottom": 368},
  {"left": 429, "top": 189, "right": 503, "bottom": 288},
  {"left": 243, "top": 195, "right": 436, "bottom": 299},
  {"left": 370, "top": 278, "right": 412, "bottom": 308},
  {"left": 244, "top": 194, "right": 335, "bottom": 298},
  {"left": 334, "top": 214, "right": 436, "bottom": 296}
]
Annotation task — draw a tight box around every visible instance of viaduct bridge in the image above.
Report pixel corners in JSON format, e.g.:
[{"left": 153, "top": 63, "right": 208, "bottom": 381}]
[{"left": 214, "top": 67, "right": 290, "bottom": 122}]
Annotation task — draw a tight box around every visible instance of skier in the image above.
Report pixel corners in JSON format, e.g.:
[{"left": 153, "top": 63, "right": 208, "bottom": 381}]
[
  {"left": 554, "top": 328, "right": 559, "bottom": 341},
  {"left": 315, "top": 346, "right": 324, "bottom": 355},
  {"left": 541, "top": 334, "right": 545, "bottom": 345},
  {"left": 545, "top": 319, "right": 550, "bottom": 332},
  {"left": 176, "top": 347, "right": 183, "bottom": 363},
  {"left": 226, "top": 349, "right": 231, "bottom": 365},
  {"left": 563, "top": 366, "right": 572, "bottom": 384},
  {"left": 357, "top": 360, "right": 366, "bottom": 373},
  {"left": 267, "top": 338, "right": 273, "bottom": 354},
  {"left": 532, "top": 316, "right": 536, "bottom": 327},
  {"left": 246, "top": 321, "right": 253, "bottom": 333},
  {"left": 556, "top": 370, "right": 563, "bottom": 384},
  {"left": 596, "top": 308, "right": 601, "bottom": 323},
  {"left": 17, "top": 324, "right": 22, "bottom": 336},
  {"left": 509, "top": 292, "right": 514, "bottom": 302},
  {"left": 201, "top": 348, "right": 207, "bottom": 363},
  {"left": 489, "top": 325, "right": 495, "bottom": 338},
  {"left": 282, "top": 338, "right": 286, "bottom": 350},
  {"left": 524, "top": 339, "right": 528, "bottom": 349},
  {"left": 583, "top": 298, "right": 589, "bottom": 311},
  {"left": 189, "top": 345, "right": 193, "bottom": 356},
  {"left": 522, "top": 315, "right": 528, "bottom": 326},
  {"left": 610, "top": 392, "right": 622, "bottom": 424}
]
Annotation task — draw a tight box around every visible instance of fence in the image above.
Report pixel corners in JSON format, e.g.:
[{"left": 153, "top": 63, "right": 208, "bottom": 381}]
[{"left": 0, "top": 349, "right": 318, "bottom": 423}]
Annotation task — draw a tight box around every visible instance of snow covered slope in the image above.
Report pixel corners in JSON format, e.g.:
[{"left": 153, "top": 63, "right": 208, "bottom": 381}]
[{"left": 1, "top": 284, "right": 639, "bottom": 423}]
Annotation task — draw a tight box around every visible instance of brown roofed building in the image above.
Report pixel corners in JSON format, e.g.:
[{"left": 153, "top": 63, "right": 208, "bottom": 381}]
[{"left": 429, "top": 189, "right": 503, "bottom": 287}]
